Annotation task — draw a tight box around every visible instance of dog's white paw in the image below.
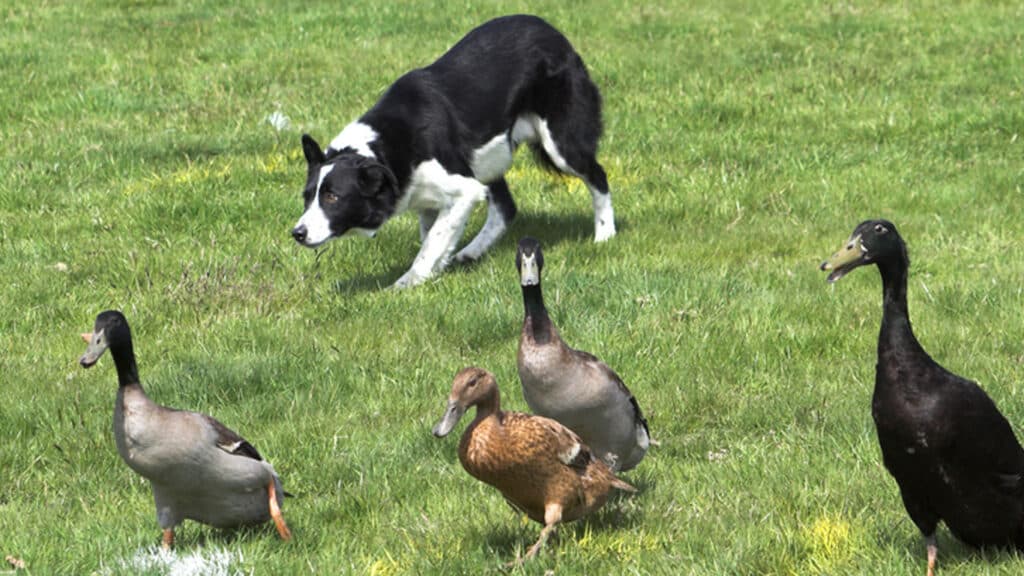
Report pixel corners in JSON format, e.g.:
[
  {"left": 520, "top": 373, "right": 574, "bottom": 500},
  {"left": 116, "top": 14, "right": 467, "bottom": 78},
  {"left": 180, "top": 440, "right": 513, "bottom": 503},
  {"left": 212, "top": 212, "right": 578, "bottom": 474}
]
[
  {"left": 594, "top": 221, "right": 616, "bottom": 243},
  {"left": 392, "top": 270, "right": 429, "bottom": 290}
]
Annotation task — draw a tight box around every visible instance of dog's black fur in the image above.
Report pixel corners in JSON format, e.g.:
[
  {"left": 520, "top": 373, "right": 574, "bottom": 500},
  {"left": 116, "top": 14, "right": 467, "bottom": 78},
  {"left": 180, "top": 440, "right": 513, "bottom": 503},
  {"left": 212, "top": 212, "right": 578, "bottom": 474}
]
[{"left": 293, "top": 14, "right": 614, "bottom": 288}]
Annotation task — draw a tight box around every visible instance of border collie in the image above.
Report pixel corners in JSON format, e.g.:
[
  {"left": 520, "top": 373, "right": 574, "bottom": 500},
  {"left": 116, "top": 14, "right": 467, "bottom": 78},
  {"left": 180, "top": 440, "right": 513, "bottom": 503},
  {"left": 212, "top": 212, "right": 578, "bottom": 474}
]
[{"left": 291, "top": 14, "right": 616, "bottom": 288}]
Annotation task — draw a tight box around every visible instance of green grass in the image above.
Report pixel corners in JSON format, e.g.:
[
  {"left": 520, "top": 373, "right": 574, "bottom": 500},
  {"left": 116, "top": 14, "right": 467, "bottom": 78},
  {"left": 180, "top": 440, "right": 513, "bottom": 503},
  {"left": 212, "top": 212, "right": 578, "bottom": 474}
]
[{"left": 2, "top": 0, "right": 1023, "bottom": 573}]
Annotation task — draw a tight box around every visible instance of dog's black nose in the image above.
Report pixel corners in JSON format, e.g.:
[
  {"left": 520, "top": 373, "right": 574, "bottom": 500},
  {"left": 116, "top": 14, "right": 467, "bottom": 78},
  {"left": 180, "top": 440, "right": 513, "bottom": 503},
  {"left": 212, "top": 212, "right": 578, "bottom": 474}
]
[{"left": 291, "top": 225, "right": 307, "bottom": 244}]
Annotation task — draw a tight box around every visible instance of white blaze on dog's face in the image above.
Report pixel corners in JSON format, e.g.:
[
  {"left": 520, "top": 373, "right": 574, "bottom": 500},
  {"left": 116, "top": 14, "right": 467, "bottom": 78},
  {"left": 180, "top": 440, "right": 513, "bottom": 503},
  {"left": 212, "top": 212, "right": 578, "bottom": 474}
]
[{"left": 292, "top": 133, "right": 401, "bottom": 248}]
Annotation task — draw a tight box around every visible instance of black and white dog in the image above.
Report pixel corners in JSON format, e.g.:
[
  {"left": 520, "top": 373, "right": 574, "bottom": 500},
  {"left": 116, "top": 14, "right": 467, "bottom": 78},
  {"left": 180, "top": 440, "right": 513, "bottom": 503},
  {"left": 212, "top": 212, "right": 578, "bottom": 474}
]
[{"left": 291, "top": 14, "right": 616, "bottom": 288}]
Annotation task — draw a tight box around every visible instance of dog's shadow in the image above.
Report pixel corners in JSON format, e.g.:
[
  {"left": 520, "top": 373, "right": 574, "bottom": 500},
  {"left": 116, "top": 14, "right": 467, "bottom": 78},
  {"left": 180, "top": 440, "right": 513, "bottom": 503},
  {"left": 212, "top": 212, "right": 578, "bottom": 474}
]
[{"left": 330, "top": 212, "right": 624, "bottom": 294}]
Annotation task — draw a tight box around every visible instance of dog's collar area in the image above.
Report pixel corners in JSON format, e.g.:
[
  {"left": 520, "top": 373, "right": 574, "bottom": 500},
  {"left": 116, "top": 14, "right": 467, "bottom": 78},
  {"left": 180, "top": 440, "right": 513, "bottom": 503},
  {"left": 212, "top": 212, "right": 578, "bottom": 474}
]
[
  {"left": 322, "top": 148, "right": 355, "bottom": 165},
  {"left": 323, "top": 146, "right": 379, "bottom": 166}
]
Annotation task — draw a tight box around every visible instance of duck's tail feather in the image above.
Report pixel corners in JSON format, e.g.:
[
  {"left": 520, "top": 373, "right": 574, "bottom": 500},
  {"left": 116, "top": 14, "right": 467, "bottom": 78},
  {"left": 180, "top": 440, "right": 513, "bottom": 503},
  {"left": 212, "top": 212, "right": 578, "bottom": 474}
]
[{"left": 611, "top": 477, "right": 637, "bottom": 493}]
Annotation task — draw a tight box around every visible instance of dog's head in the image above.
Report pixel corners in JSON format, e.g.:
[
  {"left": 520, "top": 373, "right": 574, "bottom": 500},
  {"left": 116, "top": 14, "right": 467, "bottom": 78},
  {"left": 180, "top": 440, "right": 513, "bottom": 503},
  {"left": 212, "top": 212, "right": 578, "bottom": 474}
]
[{"left": 291, "top": 134, "right": 400, "bottom": 248}]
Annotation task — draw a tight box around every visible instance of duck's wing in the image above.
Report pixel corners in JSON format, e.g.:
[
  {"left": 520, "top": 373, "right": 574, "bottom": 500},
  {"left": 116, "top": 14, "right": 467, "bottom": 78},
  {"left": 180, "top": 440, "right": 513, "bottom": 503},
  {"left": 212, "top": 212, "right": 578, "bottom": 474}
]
[
  {"left": 500, "top": 412, "right": 580, "bottom": 466},
  {"left": 503, "top": 411, "right": 595, "bottom": 472},
  {"left": 572, "top": 349, "right": 651, "bottom": 436},
  {"left": 202, "top": 414, "right": 265, "bottom": 461},
  {"left": 941, "top": 377, "right": 1024, "bottom": 495}
]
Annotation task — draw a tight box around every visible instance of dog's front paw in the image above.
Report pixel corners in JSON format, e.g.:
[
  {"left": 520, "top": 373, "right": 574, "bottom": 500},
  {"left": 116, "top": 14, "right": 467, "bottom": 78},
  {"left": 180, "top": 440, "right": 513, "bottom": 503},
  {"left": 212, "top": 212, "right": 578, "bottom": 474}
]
[{"left": 392, "top": 270, "right": 429, "bottom": 290}]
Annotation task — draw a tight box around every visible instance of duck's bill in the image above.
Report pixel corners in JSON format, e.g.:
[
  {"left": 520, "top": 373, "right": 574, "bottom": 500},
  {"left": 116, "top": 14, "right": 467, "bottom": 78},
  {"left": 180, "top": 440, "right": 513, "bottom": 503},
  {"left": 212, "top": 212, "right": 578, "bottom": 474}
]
[
  {"left": 432, "top": 401, "right": 466, "bottom": 438},
  {"left": 820, "top": 234, "right": 865, "bottom": 283},
  {"left": 79, "top": 330, "right": 107, "bottom": 368}
]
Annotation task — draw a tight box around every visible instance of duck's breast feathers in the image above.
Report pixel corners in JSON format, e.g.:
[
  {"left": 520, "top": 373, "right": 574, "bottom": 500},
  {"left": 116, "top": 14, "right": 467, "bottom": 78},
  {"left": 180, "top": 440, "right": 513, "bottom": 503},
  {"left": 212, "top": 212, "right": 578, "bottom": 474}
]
[{"left": 203, "top": 415, "right": 265, "bottom": 461}]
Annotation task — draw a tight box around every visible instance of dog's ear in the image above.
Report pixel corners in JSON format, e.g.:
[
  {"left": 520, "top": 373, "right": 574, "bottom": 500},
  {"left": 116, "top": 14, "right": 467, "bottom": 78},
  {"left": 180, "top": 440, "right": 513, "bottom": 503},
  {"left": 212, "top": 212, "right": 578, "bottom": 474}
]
[
  {"left": 357, "top": 162, "right": 398, "bottom": 199},
  {"left": 301, "top": 134, "right": 326, "bottom": 165}
]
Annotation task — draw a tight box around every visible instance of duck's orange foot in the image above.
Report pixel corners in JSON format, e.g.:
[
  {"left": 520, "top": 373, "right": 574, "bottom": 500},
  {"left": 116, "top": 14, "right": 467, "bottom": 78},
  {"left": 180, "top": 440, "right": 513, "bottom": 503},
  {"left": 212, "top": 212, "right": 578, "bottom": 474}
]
[{"left": 268, "top": 480, "right": 292, "bottom": 541}]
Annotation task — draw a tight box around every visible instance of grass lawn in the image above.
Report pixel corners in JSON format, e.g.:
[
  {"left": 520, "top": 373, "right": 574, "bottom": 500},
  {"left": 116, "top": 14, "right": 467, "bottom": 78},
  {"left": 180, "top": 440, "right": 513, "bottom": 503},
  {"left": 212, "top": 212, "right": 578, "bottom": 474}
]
[{"left": 2, "top": 0, "right": 1023, "bottom": 574}]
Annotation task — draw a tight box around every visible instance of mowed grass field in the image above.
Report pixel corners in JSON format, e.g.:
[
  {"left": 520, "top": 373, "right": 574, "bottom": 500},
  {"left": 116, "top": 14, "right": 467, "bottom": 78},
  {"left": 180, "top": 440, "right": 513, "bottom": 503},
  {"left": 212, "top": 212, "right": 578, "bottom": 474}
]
[{"left": 2, "top": 0, "right": 1023, "bottom": 574}]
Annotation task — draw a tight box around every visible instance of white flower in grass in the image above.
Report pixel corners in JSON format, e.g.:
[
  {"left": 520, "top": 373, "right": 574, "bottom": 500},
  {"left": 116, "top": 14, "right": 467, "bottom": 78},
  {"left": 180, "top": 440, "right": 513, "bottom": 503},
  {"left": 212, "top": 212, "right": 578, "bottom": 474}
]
[
  {"left": 265, "top": 110, "right": 290, "bottom": 132},
  {"left": 99, "top": 547, "right": 245, "bottom": 576},
  {"left": 707, "top": 447, "right": 729, "bottom": 462}
]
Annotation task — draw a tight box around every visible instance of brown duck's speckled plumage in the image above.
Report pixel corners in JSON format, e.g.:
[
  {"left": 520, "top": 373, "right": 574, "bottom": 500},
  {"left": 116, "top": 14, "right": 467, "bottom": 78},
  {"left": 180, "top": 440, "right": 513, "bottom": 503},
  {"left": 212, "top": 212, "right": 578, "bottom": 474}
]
[
  {"left": 460, "top": 408, "right": 627, "bottom": 524},
  {"left": 433, "top": 366, "right": 635, "bottom": 563}
]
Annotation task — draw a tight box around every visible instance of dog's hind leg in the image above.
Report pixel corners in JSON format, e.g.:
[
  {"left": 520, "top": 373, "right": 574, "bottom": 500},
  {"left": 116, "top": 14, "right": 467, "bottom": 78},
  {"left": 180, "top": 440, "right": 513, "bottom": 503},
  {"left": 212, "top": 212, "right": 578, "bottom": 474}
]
[
  {"left": 582, "top": 160, "right": 615, "bottom": 242},
  {"left": 530, "top": 57, "right": 616, "bottom": 242},
  {"left": 533, "top": 119, "right": 616, "bottom": 242},
  {"left": 454, "top": 178, "right": 516, "bottom": 263}
]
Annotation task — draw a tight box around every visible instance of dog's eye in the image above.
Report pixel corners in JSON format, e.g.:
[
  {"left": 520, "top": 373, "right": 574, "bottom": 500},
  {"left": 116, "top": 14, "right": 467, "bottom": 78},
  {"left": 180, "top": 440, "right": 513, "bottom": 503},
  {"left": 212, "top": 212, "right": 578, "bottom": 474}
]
[
  {"left": 322, "top": 191, "right": 338, "bottom": 205},
  {"left": 874, "top": 224, "right": 887, "bottom": 234}
]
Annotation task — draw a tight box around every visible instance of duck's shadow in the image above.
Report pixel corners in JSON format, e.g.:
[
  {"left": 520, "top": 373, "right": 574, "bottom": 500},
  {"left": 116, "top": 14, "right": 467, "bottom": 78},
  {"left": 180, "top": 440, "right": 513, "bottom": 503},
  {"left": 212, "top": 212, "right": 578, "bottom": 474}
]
[
  {"left": 323, "top": 213, "right": 628, "bottom": 295},
  {"left": 875, "top": 523, "right": 1023, "bottom": 571},
  {"left": 172, "top": 522, "right": 288, "bottom": 549}
]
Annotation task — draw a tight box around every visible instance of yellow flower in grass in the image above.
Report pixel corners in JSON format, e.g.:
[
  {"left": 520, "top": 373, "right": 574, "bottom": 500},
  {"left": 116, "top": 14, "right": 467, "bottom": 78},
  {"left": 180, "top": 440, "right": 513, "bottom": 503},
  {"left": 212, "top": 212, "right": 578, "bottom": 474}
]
[
  {"left": 505, "top": 155, "right": 637, "bottom": 193},
  {"left": 121, "top": 161, "right": 233, "bottom": 196},
  {"left": 801, "top": 514, "right": 857, "bottom": 574},
  {"left": 260, "top": 148, "right": 304, "bottom": 174},
  {"left": 366, "top": 553, "right": 402, "bottom": 576}
]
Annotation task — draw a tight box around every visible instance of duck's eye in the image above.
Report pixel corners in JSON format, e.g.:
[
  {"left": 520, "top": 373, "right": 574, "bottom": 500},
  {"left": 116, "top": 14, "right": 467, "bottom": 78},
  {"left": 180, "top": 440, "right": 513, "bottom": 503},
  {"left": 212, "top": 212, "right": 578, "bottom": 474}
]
[
  {"left": 322, "top": 191, "right": 338, "bottom": 205},
  {"left": 874, "top": 224, "right": 887, "bottom": 234}
]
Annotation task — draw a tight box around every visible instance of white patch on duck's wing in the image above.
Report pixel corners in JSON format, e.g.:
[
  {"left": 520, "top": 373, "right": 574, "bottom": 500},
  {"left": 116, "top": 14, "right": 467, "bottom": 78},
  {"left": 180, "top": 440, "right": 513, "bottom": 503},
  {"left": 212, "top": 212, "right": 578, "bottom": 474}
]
[
  {"left": 630, "top": 395, "right": 652, "bottom": 447},
  {"left": 537, "top": 417, "right": 591, "bottom": 470},
  {"left": 204, "top": 415, "right": 264, "bottom": 461},
  {"left": 559, "top": 441, "right": 581, "bottom": 466}
]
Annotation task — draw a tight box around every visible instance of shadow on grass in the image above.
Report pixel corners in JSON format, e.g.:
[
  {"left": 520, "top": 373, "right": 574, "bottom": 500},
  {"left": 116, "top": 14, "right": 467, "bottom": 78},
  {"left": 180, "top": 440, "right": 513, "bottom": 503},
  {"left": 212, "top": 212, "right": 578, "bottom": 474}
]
[
  {"left": 175, "top": 521, "right": 287, "bottom": 549},
  {"left": 322, "top": 212, "right": 628, "bottom": 295},
  {"left": 473, "top": 481, "right": 647, "bottom": 568},
  {"left": 874, "top": 523, "right": 1024, "bottom": 572},
  {"left": 332, "top": 266, "right": 407, "bottom": 294},
  {"left": 507, "top": 211, "right": 630, "bottom": 251}
]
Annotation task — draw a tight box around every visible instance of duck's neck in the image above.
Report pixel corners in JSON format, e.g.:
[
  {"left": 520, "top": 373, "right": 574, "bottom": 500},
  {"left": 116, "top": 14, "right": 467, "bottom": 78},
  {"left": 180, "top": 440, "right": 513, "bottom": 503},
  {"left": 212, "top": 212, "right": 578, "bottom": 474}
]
[
  {"left": 472, "top": 387, "right": 501, "bottom": 423},
  {"left": 522, "top": 284, "right": 554, "bottom": 345},
  {"left": 110, "top": 341, "right": 142, "bottom": 389},
  {"left": 460, "top": 388, "right": 501, "bottom": 455},
  {"left": 877, "top": 256, "right": 927, "bottom": 370}
]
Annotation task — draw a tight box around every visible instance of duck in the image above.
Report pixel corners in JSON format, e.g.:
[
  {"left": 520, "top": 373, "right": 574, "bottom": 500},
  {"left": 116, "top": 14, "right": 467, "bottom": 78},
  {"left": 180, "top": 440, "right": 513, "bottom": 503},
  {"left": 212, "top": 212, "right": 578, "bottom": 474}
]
[
  {"left": 78, "top": 310, "right": 292, "bottom": 548},
  {"left": 432, "top": 366, "right": 636, "bottom": 563},
  {"left": 821, "top": 220, "right": 1024, "bottom": 576},
  {"left": 515, "top": 237, "right": 650, "bottom": 472}
]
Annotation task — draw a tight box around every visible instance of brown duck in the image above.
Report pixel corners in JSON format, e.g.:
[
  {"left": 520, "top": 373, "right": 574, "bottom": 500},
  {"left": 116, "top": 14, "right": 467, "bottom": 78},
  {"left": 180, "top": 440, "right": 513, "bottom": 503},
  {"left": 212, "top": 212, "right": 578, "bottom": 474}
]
[{"left": 432, "top": 366, "right": 636, "bottom": 563}]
